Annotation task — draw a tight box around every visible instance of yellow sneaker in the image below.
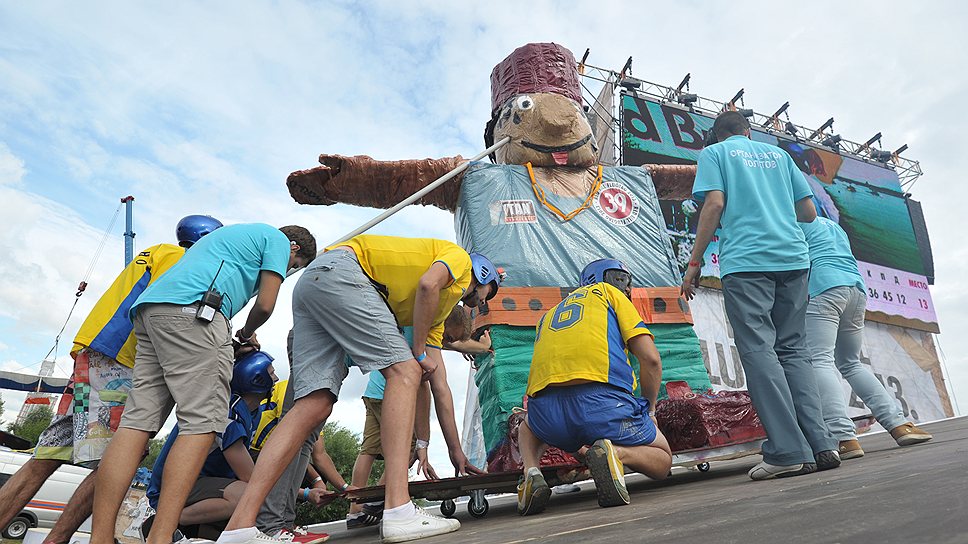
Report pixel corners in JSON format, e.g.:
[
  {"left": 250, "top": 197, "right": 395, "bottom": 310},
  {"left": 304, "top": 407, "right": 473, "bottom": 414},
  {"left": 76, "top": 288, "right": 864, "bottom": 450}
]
[
  {"left": 517, "top": 467, "right": 551, "bottom": 516},
  {"left": 586, "top": 439, "right": 630, "bottom": 507}
]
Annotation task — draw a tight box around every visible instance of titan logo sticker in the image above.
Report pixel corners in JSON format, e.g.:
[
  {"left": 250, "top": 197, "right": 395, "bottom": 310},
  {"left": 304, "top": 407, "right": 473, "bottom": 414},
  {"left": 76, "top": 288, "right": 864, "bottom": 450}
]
[
  {"left": 500, "top": 200, "right": 538, "bottom": 224},
  {"left": 593, "top": 182, "right": 639, "bottom": 226}
]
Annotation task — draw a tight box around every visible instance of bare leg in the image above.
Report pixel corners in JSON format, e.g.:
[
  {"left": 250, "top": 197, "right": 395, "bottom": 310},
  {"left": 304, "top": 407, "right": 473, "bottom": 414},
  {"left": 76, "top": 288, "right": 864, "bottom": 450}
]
[
  {"left": 46, "top": 469, "right": 98, "bottom": 543},
  {"left": 518, "top": 419, "right": 548, "bottom": 473},
  {"left": 148, "top": 433, "right": 216, "bottom": 544},
  {"left": 379, "top": 360, "right": 422, "bottom": 509},
  {"left": 0, "top": 458, "right": 61, "bottom": 529},
  {"left": 613, "top": 430, "right": 673, "bottom": 481},
  {"left": 92, "top": 428, "right": 150, "bottom": 544},
  {"left": 225, "top": 390, "right": 335, "bottom": 531},
  {"left": 180, "top": 481, "right": 246, "bottom": 526},
  {"left": 348, "top": 454, "right": 376, "bottom": 514}
]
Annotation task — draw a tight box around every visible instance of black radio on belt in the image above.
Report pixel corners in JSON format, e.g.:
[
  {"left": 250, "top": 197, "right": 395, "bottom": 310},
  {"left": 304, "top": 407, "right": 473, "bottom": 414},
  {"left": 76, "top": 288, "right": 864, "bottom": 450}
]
[{"left": 196, "top": 260, "right": 225, "bottom": 323}]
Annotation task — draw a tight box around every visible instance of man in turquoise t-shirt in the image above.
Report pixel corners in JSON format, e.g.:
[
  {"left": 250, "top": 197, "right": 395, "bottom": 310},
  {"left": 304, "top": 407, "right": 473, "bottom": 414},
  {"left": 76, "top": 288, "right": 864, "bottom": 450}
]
[
  {"left": 91, "top": 223, "right": 317, "bottom": 544},
  {"left": 801, "top": 217, "right": 932, "bottom": 460},
  {"left": 681, "top": 111, "right": 838, "bottom": 481}
]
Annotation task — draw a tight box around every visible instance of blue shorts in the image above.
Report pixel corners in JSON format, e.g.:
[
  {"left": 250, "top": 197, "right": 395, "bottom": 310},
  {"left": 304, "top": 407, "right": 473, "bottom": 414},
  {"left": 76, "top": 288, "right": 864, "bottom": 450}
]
[{"left": 527, "top": 382, "right": 657, "bottom": 453}]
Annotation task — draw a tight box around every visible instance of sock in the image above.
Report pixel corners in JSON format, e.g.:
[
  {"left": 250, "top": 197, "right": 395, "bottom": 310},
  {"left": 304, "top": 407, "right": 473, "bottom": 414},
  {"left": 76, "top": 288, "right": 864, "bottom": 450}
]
[
  {"left": 381, "top": 502, "right": 417, "bottom": 521},
  {"left": 217, "top": 527, "right": 259, "bottom": 544}
]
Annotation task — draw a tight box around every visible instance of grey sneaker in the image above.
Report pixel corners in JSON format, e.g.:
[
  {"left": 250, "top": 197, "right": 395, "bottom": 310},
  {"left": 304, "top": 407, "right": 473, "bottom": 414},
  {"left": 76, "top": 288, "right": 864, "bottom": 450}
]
[{"left": 748, "top": 461, "right": 817, "bottom": 480}]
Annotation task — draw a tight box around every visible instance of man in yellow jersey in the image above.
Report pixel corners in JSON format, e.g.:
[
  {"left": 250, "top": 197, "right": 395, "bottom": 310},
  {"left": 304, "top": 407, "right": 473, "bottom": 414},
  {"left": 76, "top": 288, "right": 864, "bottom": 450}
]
[
  {"left": 517, "top": 259, "right": 673, "bottom": 516},
  {"left": 0, "top": 215, "right": 222, "bottom": 544},
  {"left": 218, "top": 235, "right": 500, "bottom": 544}
]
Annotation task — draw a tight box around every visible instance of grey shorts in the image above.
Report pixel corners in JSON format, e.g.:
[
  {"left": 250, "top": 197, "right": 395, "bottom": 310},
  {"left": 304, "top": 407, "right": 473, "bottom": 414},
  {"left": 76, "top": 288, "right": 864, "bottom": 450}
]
[
  {"left": 120, "top": 303, "right": 234, "bottom": 435},
  {"left": 290, "top": 249, "right": 412, "bottom": 400},
  {"left": 186, "top": 476, "right": 237, "bottom": 506}
]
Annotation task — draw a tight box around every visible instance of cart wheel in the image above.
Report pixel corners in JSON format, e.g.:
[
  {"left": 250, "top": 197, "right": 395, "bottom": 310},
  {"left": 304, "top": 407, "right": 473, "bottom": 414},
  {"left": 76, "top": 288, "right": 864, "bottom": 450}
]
[
  {"left": 468, "top": 496, "right": 489, "bottom": 518},
  {"left": 439, "top": 499, "right": 456, "bottom": 518},
  {"left": 697, "top": 462, "right": 710, "bottom": 472}
]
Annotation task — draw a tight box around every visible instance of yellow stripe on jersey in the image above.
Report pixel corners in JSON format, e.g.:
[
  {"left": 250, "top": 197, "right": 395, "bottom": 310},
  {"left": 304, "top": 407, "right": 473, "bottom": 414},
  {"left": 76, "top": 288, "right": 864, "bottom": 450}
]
[
  {"left": 72, "top": 243, "right": 185, "bottom": 368},
  {"left": 527, "top": 282, "right": 653, "bottom": 397},
  {"left": 252, "top": 379, "right": 288, "bottom": 452},
  {"left": 327, "top": 235, "right": 472, "bottom": 348}
]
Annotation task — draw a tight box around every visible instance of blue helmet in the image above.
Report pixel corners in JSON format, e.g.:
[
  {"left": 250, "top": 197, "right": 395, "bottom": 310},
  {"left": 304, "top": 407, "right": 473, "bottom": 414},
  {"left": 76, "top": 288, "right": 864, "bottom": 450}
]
[
  {"left": 579, "top": 258, "right": 632, "bottom": 290},
  {"left": 469, "top": 253, "right": 501, "bottom": 301},
  {"left": 176, "top": 215, "right": 223, "bottom": 247},
  {"left": 231, "top": 350, "right": 276, "bottom": 395}
]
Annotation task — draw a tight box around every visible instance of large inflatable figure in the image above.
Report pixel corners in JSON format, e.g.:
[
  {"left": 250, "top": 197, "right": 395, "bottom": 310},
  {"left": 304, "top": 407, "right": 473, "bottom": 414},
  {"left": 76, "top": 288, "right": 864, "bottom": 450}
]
[{"left": 287, "top": 43, "right": 715, "bottom": 467}]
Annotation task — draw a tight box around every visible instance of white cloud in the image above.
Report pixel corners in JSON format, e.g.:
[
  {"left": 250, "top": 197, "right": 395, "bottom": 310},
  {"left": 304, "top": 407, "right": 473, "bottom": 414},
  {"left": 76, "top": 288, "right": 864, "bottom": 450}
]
[{"left": 0, "top": 143, "right": 26, "bottom": 185}]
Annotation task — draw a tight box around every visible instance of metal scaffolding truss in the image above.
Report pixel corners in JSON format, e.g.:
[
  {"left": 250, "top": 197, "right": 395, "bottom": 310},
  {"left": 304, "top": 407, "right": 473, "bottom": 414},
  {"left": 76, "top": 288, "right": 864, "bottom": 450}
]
[{"left": 576, "top": 62, "right": 924, "bottom": 191}]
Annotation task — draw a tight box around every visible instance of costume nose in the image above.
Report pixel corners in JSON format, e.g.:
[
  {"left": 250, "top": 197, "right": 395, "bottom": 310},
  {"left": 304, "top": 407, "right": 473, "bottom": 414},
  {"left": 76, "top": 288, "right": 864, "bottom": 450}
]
[{"left": 536, "top": 94, "right": 576, "bottom": 135}]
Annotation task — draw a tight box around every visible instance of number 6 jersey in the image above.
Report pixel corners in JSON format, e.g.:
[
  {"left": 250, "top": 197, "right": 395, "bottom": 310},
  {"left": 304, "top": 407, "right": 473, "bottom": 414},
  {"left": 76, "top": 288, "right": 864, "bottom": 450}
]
[{"left": 526, "top": 282, "right": 653, "bottom": 397}]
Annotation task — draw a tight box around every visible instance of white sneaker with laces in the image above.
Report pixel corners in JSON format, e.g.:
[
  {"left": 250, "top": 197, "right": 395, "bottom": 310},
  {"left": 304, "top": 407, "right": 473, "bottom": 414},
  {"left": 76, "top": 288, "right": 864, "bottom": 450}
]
[
  {"left": 229, "top": 531, "right": 287, "bottom": 544},
  {"left": 271, "top": 530, "right": 294, "bottom": 543},
  {"left": 380, "top": 508, "right": 460, "bottom": 543}
]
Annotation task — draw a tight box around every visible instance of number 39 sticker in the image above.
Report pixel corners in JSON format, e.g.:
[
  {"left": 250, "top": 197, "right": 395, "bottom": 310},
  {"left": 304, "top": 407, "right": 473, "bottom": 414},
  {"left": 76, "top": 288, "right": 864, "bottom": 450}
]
[{"left": 593, "top": 182, "right": 640, "bottom": 226}]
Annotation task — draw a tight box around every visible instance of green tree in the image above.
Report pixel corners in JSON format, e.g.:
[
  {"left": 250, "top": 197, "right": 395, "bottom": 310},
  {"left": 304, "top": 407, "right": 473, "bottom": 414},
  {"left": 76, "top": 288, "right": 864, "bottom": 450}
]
[
  {"left": 0, "top": 392, "right": 5, "bottom": 421},
  {"left": 7, "top": 405, "right": 54, "bottom": 446},
  {"left": 294, "top": 422, "right": 385, "bottom": 525},
  {"left": 140, "top": 436, "right": 167, "bottom": 469}
]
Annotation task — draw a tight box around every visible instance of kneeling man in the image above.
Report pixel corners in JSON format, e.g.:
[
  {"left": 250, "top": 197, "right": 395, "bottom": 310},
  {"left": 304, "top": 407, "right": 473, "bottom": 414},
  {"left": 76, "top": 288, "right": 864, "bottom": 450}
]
[{"left": 517, "top": 259, "right": 673, "bottom": 515}]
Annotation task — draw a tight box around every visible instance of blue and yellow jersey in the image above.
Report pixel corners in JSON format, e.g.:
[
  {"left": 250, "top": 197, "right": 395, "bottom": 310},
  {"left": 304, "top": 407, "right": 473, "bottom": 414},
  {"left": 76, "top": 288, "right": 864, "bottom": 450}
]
[
  {"left": 527, "top": 282, "right": 653, "bottom": 397},
  {"left": 251, "top": 379, "right": 288, "bottom": 453},
  {"left": 72, "top": 243, "right": 185, "bottom": 367},
  {"left": 327, "top": 235, "right": 472, "bottom": 348}
]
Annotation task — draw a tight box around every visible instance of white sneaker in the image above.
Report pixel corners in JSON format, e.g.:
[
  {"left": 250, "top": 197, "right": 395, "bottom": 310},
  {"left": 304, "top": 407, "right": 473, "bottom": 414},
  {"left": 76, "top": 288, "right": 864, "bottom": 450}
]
[
  {"left": 224, "top": 531, "right": 287, "bottom": 544},
  {"left": 270, "top": 530, "right": 294, "bottom": 543},
  {"left": 380, "top": 508, "right": 460, "bottom": 543}
]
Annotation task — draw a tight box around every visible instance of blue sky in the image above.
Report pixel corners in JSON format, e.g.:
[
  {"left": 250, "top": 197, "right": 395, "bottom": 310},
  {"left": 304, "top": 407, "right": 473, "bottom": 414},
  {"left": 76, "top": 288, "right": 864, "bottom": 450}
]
[{"left": 1, "top": 1, "right": 967, "bottom": 473}]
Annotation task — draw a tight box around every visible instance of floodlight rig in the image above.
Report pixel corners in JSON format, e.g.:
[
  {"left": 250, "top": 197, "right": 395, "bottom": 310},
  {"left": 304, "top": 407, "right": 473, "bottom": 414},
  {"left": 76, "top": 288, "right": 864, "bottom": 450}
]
[
  {"left": 722, "top": 88, "right": 745, "bottom": 112},
  {"left": 763, "top": 102, "right": 791, "bottom": 131},
  {"left": 808, "top": 118, "right": 835, "bottom": 141},
  {"left": 856, "top": 132, "right": 883, "bottom": 156}
]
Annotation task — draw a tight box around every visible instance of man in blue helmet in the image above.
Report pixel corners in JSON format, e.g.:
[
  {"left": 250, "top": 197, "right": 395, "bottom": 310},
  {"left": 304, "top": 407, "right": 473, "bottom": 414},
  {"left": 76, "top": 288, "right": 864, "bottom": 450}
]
[
  {"left": 0, "top": 215, "right": 221, "bottom": 544},
  {"left": 517, "top": 259, "right": 672, "bottom": 516},
  {"left": 93, "top": 223, "right": 316, "bottom": 544},
  {"left": 219, "top": 235, "right": 499, "bottom": 544},
  {"left": 143, "top": 351, "right": 278, "bottom": 540}
]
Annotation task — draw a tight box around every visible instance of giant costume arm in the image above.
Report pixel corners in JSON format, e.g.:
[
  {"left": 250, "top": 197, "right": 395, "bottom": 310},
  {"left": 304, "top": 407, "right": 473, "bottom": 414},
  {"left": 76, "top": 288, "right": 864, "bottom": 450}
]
[
  {"left": 287, "top": 154, "right": 466, "bottom": 212},
  {"left": 286, "top": 155, "right": 697, "bottom": 211}
]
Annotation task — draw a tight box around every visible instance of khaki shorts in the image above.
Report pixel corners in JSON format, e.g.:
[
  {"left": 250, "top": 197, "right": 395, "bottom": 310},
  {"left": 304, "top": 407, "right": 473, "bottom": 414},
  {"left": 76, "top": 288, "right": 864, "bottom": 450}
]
[
  {"left": 360, "top": 397, "right": 416, "bottom": 459},
  {"left": 34, "top": 349, "right": 133, "bottom": 468},
  {"left": 120, "top": 303, "right": 234, "bottom": 435}
]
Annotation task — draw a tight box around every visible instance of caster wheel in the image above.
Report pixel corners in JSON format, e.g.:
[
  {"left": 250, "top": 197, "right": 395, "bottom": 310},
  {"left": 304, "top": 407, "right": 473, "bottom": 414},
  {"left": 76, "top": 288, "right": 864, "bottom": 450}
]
[
  {"left": 468, "top": 496, "right": 489, "bottom": 518},
  {"left": 439, "top": 499, "right": 456, "bottom": 518},
  {"left": 697, "top": 462, "right": 710, "bottom": 472}
]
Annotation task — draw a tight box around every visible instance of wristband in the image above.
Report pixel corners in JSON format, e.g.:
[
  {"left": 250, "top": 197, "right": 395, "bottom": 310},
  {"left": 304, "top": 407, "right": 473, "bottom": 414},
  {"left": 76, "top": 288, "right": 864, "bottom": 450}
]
[
  {"left": 340, "top": 483, "right": 350, "bottom": 492},
  {"left": 648, "top": 410, "right": 657, "bottom": 417},
  {"left": 311, "top": 476, "right": 323, "bottom": 485},
  {"left": 302, "top": 487, "right": 310, "bottom": 500},
  {"left": 238, "top": 329, "right": 254, "bottom": 343},
  {"left": 415, "top": 352, "right": 427, "bottom": 363},
  {"left": 688, "top": 261, "right": 701, "bottom": 268},
  {"left": 415, "top": 439, "right": 429, "bottom": 450}
]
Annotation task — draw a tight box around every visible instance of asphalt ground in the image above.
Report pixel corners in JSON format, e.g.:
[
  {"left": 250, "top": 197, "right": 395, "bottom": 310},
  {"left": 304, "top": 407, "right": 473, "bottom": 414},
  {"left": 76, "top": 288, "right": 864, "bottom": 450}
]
[{"left": 316, "top": 417, "right": 967, "bottom": 544}]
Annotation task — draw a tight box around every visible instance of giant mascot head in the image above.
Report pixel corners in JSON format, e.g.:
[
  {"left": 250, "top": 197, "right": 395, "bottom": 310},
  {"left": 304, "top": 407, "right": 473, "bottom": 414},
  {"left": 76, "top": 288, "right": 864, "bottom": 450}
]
[{"left": 484, "top": 43, "right": 597, "bottom": 167}]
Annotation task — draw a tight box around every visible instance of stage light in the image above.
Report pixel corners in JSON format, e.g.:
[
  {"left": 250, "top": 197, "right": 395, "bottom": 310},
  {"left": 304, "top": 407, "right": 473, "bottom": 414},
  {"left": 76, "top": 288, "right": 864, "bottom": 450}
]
[
  {"left": 738, "top": 108, "right": 754, "bottom": 118},
  {"left": 763, "top": 102, "right": 791, "bottom": 129},
  {"left": 785, "top": 121, "right": 799, "bottom": 136},
  {"left": 675, "top": 73, "right": 691, "bottom": 94},
  {"left": 895, "top": 144, "right": 909, "bottom": 155},
  {"left": 871, "top": 149, "right": 893, "bottom": 163},
  {"left": 620, "top": 79, "right": 641, "bottom": 90},
  {"left": 678, "top": 93, "right": 698, "bottom": 106},
  {"left": 728, "top": 89, "right": 745, "bottom": 105},
  {"left": 821, "top": 134, "right": 842, "bottom": 148}
]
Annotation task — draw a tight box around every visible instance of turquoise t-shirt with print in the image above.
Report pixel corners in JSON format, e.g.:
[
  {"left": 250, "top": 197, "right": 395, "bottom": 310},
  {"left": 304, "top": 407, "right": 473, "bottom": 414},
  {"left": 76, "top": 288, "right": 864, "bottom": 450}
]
[
  {"left": 800, "top": 217, "right": 865, "bottom": 298},
  {"left": 131, "top": 223, "right": 291, "bottom": 319},
  {"left": 692, "top": 135, "right": 813, "bottom": 276}
]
